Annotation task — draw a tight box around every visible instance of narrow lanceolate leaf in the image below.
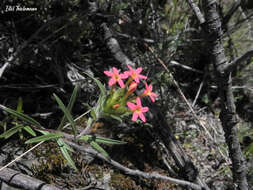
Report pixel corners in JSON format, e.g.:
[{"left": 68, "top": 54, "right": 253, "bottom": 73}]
[
  {"left": 93, "top": 136, "right": 126, "bottom": 145},
  {"left": 84, "top": 72, "right": 106, "bottom": 97},
  {"left": 57, "top": 138, "right": 74, "bottom": 152},
  {"left": 83, "top": 72, "right": 106, "bottom": 116},
  {"left": 90, "top": 141, "right": 109, "bottom": 158},
  {"left": 23, "top": 126, "right": 36, "bottom": 137},
  {"left": 59, "top": 144, "right": 77, "bottom": 171},
  {"left": 53, "top": 94, "right": 77, "bottom": 136},
  {"left": 0, "top": 125, "right": 24, "bottom": 139},
  {"left": 16, "top": 97, "right": 23, "bottom": 113},
  {"left": 58, "top": 85, "right": 78, "bottom": 131},
  {"left": 79, "top": 135, "right": 126, "bottom": 145},
  {"left": 79, "top": 135, "right": 109, "bottom": 158},
  {"left": 79, "top": 135, "right": 92, "bottom": 142},
  {"left": 25, "top": 133, "right": 63, "bottom": 144},
  {"left": 0, "top": 105, "right": 41, "bottom": 127},
  {"left": 108, "top": 113, "right": 123, "bottom": 122},
  {"left": 90, "top": 108, "right": 97, "bottom": 120}
]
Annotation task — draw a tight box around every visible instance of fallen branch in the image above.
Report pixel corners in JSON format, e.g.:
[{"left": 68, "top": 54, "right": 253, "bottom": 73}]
[{"left": 0, "top": 167, "right": 60, "bottom": 190}]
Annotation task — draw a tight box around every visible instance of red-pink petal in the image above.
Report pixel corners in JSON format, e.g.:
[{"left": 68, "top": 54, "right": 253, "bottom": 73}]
[
  {"left": 120, "top": 73, "right": 129, "bottom": 79},
  {"left": 127, "top": 102, "right": 136, "bottom": 110},
  {"left": 136, "top": 97, "right": 142, "bottom": 107},
  {"left": 150, "top": 96, "right": 155, "bottom": 102},
  {"left": 104, "top": 71, "right": 113, "bottom": 77},
  {"left": 134, "top": 77, "right": 140, "bottom": 83},
  {"left": 139, "top": 74, "right": 147, "bottom": 80},
  {"left": 144, "top": 82, "right": 148, "bottom": 89},
  {"left": 132, "top": 112, "right": 139, "bottom": 121},
  {"left": 118, "top": 79, "right": 125, "bottom": 88},
  {"left": 141, "top": 107, "right": 149, "bottom": 112},
  {"left": 139, "top": 112, "right": 146, "bottom": 122},
  {"left": 149, "top": 84, "right": 153, "bottom": 91},
  {"left": 112, "top": 67, "right": 119, "bottom": 74},
  {"left": 127, "top": 65, "right": 134, "bottom": 72},
  {"left": 108, "top": 78, "right": 116, "bottom": 86},
  {"left": 152, "top": 92, "right": 158, "bottom": 97},
  {"left": 136, "top": 67, "right": 142, "bottom": 74}
]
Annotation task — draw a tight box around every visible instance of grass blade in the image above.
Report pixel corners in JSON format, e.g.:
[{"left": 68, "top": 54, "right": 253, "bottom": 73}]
[
  {"left": 79, "top": 135, "right": 126, "bottom": 145},
  {"left": 0, "top": 105, "right": 41, "bottom": 127},
  {"left": 23, "top": 126, "right": 36, "bottom": 137},
  {"left": 94, "top": 136, "right": 126, "bottom": 145},
  {"left": 59, "top": 144, "right": 77, "bottom": 171},
  {"left": 90, "top": 141, "right": 109, "bottom": 158},
  {"left": 83, "top": 72, "right": 105, "bottom": 97},
  {"left": 58, "top": 85, "right": 78, "bottom": 130},
  {"left": 25, "top": 133, "right": 62, "bottom": 144},
  {"left": 0, "top": 125, "right": 24, "bottom": 139},
  {"left": 57, "top": 138, "right": 74, "bottom": 152},
  {"left": 53, "top": 94, "right": 77, "bottom": 136}
]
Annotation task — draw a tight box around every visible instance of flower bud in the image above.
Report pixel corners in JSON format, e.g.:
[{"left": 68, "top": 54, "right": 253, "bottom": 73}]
[
  {"left": 128, "top": 82, "right": 137, "bottom": 93},
  {"left": 113, "top": 104, "right": 120, "bottom": 109}
]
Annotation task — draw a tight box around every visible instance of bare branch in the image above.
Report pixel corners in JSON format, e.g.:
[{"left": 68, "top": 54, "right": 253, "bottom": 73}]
[
  {"left": 224, "top": 48, "right": 253, "bottom": 72},
  {"left": 223, "top": 0, "right": 241, "bottom": 25},
  {"left": 100, "top": 23, "right": 135, "bottom": 68},
  {"left": 186, "top": 0, "right": 205, "bottom": 24},
  {"left": 169, "top": 60, "right": 204, "bottom": 74}
]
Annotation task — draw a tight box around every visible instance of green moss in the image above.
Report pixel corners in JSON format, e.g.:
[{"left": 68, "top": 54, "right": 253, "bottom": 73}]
[
  {"left": 31, "top": 141, "right": 68, "bottom": 181},
  {"left": 111, "top": 173, "right": 137, "bottom": 190}
]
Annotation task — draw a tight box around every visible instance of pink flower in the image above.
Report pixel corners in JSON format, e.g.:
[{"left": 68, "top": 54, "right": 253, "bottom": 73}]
[
  {"left": 124, "top": 65, "right": 147, "bottom": 83},
  {"left": 104, "top": 67, "right": 128, "bottom": 88},
  {"left": 127, "top": 97, "right": 149, "bottom": 122},
  {"left": 142, "top": 82, "right": 158, "bottom": 102}
]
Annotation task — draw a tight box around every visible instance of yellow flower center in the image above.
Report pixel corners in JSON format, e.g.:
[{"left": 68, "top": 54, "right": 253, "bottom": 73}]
[{"left": 114, "top": 74, "right": 120, "bottom": 81}]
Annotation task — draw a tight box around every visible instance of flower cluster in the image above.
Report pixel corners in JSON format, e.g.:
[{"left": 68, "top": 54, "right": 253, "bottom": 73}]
[{"left": 104, "top": 65, "right": 158, "bottom": 122}]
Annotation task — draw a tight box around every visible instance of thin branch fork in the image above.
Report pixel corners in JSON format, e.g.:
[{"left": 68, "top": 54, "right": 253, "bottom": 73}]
[{"left": 224, "top": 48, "right": 253, "bottom": 72}]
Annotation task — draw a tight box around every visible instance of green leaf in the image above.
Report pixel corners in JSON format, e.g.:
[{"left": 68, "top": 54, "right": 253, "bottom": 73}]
[
  {"left": 0, "top": 105, "right": 41, "bottom": 127},
  {"left": 59, "top": 144, "right": 77, "bottom": 171},
  {"left": 79, "top": 135, "right": 126, "bottom": 145},
  {"left": 90, "top": 108, "right": 97, "bottom": 120},
  {"left": 57, "top": 138, "right": 74, "bottom": 152},
  {"left": 0, "top": 125, "right": 24, "bottom": 139},
  {"left": 90, "top": 141, "right": 109, "bottom": 158},
  {"left": 53, "top": 94, "right": 77, "bottom": 136},
  {"left": 38, "top": 130, "right": 50, "bottom": 135},
  {"left": 79, "top": 135, "right": 91, "bottom": 142},
  {"left": 84, "top": 72, "right": 106, "bottom": 117},
  {"left": 108, "top": 114, "right": 123, "bottom": 122},
  {"left": 16, "top": 97, "right": 23, "bottom": 113},
  {"left": 83, "top": 72, "right": 107, "bottom": 117},
  {"left": 58, "top": 85, "right": 78, "bottom": 131},
  {"left": 93, "top": 136, "right": 126, "bottom": 145},
  {"left": 83, "top": 72, "right": 105, "bottom": 97},
  {"left": 25, "top": 133, "right": 63, "bottom": 144},
  {"left": 246, "top": 142, "right": 253, "bottom": 155},
  {"left": 23, "top": 126, "right": 36, "bottom": 137}
]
